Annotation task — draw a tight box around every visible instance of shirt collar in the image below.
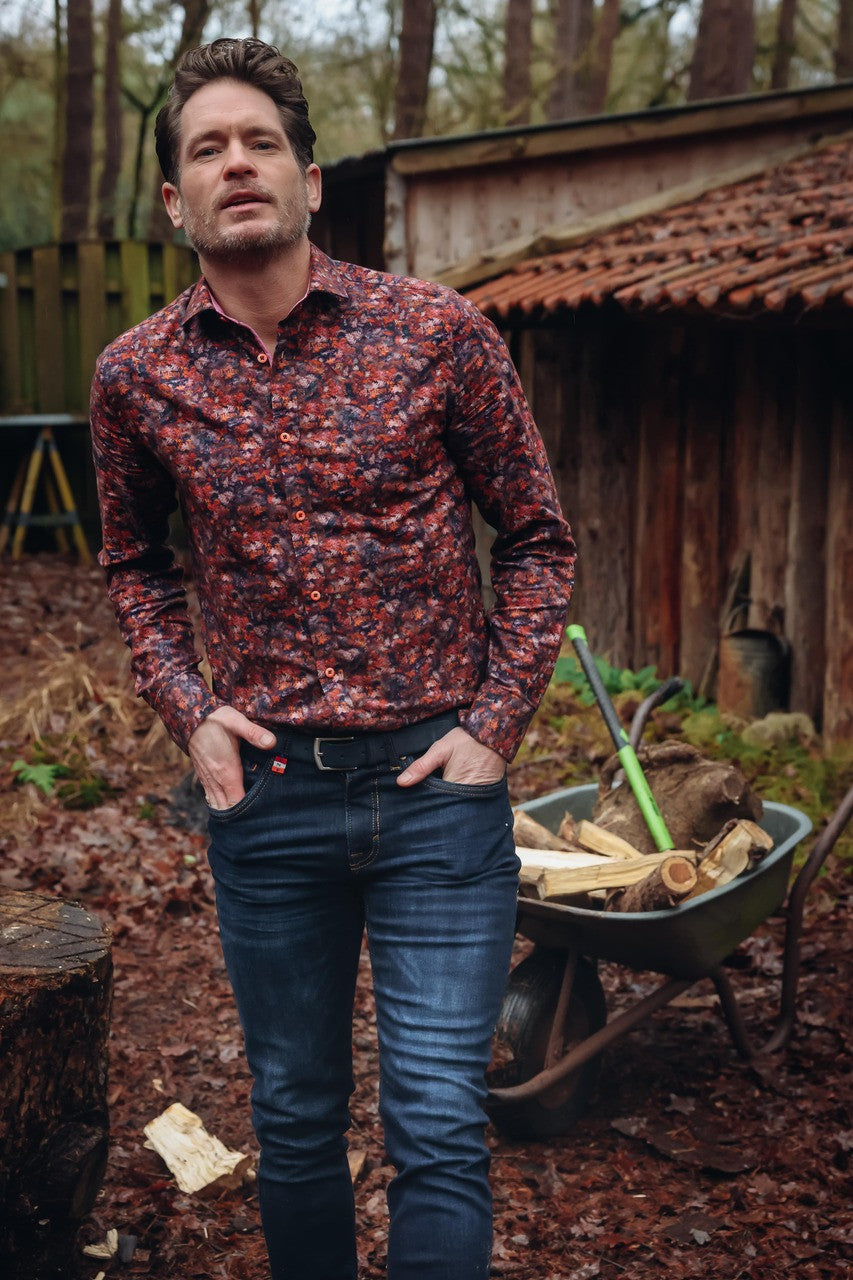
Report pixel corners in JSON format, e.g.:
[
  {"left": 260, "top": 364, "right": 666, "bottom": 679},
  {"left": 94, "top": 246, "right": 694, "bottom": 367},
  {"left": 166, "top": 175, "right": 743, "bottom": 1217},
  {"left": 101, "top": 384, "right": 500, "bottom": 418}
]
[{"left": 181, "top": 244, "right": 350, "bottom": 328}]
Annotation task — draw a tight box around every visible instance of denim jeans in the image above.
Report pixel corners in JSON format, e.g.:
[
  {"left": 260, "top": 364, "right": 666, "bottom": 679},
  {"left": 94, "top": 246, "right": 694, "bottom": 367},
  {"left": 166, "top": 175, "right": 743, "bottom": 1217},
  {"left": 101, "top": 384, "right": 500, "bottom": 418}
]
[{"left": 206, "top": 725, "right": 519, "bottom": 1280}]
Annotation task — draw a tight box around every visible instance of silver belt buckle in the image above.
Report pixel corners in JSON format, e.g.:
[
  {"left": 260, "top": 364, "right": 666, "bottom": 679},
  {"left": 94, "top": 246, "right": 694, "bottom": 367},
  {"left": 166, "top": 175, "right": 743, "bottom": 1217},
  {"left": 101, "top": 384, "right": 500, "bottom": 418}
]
[{"left": 313, "top": 736, "right": 355, "bottom": 770}]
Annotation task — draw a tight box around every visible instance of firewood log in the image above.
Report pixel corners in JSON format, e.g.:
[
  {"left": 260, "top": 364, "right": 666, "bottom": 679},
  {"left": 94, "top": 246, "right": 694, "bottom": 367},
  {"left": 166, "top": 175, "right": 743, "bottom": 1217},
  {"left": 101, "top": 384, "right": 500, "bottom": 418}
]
[
  {"left": 606, "top": 856, "right": 698, "bottom": 912},
  {"left": 577, "top": 820, "right": 644, "bottom": 860},
  {"left": 685, "top": 819, "right": 774, "bottom": 900},
  {"left": 512, "top": 809, "right": 574, "bottom": 851},
  {"left": 521, "top": 849, "right": 694, "bottom": 901}
]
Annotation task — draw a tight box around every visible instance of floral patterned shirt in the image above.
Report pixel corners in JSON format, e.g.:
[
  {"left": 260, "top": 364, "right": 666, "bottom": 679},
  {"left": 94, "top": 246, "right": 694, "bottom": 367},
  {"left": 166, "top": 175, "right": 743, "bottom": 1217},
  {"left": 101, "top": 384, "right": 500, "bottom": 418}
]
[{"left": 90, "top": 247, "right": 575, "bottom": 758}]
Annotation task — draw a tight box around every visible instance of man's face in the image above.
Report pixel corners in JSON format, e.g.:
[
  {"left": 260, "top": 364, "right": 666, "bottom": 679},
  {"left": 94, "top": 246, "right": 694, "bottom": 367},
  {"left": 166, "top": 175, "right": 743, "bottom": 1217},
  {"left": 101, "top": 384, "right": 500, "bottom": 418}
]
[{"left": 162, "top": 78, "right": 322, "bottom": 263}]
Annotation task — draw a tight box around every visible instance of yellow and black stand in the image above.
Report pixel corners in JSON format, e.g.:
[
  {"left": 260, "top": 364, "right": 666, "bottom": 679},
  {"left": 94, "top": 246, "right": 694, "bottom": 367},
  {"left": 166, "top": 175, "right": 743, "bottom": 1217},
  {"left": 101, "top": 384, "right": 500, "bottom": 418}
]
[{"left": 0, "top": 416, "right": 92, "bottom": 564}]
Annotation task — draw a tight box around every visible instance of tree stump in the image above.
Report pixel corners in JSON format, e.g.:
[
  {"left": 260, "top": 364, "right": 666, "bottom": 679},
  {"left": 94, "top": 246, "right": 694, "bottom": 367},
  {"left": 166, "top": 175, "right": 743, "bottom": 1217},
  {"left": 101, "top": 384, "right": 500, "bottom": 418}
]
[{"left": 0, "top": 889, "right": 112, "bottom": 1278}]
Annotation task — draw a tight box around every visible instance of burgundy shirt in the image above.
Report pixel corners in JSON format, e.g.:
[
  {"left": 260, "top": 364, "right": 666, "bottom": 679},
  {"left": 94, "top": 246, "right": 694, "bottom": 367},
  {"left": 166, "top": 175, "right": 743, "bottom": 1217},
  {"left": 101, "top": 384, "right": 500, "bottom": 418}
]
[{"left": 90, "top": 248, "right": 575, "bottom": 759}]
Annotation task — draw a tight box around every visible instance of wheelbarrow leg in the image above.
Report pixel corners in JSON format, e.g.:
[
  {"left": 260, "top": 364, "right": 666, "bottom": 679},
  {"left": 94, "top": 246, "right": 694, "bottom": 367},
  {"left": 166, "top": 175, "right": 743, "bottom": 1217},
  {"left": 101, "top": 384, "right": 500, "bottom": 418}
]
[{"left": 713, "top": 784, "right": 853, "bottom": 1059}]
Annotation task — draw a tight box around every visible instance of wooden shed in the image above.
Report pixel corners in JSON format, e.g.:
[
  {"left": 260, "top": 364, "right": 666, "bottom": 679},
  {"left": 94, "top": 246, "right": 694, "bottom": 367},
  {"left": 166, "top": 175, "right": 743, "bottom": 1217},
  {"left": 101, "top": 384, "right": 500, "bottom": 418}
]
[{"left": 461, "top": 137, "right": 853, "bottom": 744}]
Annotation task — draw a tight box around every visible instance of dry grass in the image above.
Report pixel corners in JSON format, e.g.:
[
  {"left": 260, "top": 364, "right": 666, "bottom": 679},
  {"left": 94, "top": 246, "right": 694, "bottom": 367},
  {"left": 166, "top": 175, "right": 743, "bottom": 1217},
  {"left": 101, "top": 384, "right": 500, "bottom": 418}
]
[{"left": 0, "top": 633, "right": 182, "bottom": 766}]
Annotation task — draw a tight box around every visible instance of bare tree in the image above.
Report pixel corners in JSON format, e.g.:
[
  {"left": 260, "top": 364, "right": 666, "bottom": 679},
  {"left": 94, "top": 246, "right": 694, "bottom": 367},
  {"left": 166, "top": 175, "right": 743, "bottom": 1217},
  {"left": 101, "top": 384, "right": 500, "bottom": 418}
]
[
  {"left": 837, "top": 0, "right": 853, "bottom": 79},
  {"left": 60, "top": 0, "right": 95, "bottom": 238},
  {"left": 392, "top": 0, "right": 437, "bottom": 139},
  {"left": 548, "top": 0, "right": 595, "bottom": 119},
  {"left": 588, "top": 0, "right": 621, "bottom": 113},
  {"left": 96, "top": 0, "right": 122, "bottom": 237},
  {"left": 503, "top": 0, "right": 533, "bottom": 124},
  {"left": 688, "top": 0, "right": 755, "bottom": 101},
  {"left": 770, "top": 0, "right": 796, "bottom": 89}
]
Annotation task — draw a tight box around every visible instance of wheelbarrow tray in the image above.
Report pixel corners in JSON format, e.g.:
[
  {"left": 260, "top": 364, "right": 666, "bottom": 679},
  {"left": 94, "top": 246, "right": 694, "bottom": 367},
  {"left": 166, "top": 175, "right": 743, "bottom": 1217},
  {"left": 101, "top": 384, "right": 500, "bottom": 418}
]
[{"left": 517, "top": 785, "right": 813, "bottom": 980}]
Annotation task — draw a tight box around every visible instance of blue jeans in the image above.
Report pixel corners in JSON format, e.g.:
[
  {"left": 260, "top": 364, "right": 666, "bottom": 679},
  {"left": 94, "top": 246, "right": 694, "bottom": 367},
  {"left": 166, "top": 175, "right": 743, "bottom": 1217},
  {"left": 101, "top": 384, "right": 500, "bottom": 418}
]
[{"left": 206, "top": 726, "right": 519, "bottom": 1280}]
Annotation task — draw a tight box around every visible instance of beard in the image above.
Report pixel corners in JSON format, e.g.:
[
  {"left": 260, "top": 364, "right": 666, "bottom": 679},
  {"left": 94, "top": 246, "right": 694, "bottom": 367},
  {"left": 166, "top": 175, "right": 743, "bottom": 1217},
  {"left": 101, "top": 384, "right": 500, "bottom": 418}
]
[{"left": 178, "top": 185, "right": 311, "bottom": 264}]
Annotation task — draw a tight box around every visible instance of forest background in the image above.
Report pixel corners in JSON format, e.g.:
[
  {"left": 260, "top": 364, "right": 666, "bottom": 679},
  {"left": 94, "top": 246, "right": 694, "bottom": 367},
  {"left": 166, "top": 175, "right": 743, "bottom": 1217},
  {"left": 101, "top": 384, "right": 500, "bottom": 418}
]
[{"left": 1, "top": 0, "right": 852, "bottom": 255}]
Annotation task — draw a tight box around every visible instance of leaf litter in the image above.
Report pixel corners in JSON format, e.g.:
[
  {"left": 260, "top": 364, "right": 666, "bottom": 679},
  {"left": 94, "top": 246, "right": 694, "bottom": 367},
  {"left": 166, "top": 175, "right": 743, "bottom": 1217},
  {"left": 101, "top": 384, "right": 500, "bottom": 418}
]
[{"left": 0, "top": 556, "right": 851, "bottom": 1279}]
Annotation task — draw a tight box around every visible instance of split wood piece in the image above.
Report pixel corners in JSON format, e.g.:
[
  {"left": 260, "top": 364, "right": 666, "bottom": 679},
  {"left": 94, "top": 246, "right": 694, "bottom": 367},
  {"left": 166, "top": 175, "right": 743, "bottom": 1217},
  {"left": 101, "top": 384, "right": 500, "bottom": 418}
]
[
  {"left": 577, "top": 820, "right": 644, "bottom": 860},
  {"left": 143, "top": 1103, "right": 252, "bottom": 1194},
  {"left": 557, "top": 811, "right": 577, "bottom": 844},
  {"left": 521, "top": 849, "right": 694, "bottom": 901},
  {"left": 0, "top": 889, "right": 112, "bottom": 1279},
  {"left": 512, "top": 809, "right": 575, "bottom": 851},
  {"left": 516, "top": 846, "right": 614, "bottom": 871},
  {"left": 606, "top": 856, "right": 699, "bottom": 912},
  {"left": 685, "top": 819, "right": 774, "bottom": 900}
]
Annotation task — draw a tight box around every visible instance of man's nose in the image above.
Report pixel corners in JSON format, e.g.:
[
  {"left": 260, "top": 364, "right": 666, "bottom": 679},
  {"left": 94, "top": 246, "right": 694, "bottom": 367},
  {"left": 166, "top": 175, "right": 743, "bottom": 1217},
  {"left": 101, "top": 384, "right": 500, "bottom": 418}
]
[{"left": 222, "top": 142, "right": 258, "bottom": 177}]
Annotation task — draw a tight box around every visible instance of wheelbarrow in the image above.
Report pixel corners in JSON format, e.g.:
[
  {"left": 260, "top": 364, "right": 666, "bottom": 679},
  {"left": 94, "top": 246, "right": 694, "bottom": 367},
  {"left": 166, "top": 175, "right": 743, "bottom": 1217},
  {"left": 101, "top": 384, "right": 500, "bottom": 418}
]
[{"left": 487, "top": 686, "right": 853, "bottom": 1140}]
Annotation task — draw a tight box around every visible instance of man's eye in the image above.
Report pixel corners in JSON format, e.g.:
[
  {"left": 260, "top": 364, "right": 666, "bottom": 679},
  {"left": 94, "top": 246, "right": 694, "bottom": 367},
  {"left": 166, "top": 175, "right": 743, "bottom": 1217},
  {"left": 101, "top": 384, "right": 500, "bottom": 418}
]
[
  {"left": 254, "top": 141, "right": 276, "bottom": 150},
  {"left": 195, "top": 147, "right": 218, "bottom": 158}
]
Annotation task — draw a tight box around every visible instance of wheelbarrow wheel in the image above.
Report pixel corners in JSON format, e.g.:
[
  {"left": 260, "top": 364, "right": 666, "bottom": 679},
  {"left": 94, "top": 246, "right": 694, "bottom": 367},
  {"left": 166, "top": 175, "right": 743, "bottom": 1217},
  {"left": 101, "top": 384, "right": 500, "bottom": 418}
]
[{"left": 487, "top": 948, "right": 606, "bottom": 1140}]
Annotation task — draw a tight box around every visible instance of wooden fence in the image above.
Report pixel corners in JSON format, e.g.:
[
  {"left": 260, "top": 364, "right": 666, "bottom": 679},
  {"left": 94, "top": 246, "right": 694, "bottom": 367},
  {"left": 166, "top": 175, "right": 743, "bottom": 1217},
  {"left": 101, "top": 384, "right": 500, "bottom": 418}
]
[{"left": 0, "top": 241, "right": 197, "bottom": 415}]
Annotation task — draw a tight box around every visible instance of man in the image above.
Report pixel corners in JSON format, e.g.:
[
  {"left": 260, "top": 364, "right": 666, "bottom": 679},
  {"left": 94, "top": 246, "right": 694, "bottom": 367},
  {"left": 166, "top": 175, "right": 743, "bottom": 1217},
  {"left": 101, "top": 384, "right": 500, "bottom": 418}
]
[{"left": 90, "top": 37, "right": 575, "bottom": 1280}]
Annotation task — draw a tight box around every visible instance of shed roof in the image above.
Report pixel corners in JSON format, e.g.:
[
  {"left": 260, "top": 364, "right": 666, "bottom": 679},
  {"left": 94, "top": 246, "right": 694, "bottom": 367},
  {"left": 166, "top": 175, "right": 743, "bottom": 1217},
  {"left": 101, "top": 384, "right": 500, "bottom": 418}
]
[{"left": 465, "top": 136, "right": 853, "bottom": 319}]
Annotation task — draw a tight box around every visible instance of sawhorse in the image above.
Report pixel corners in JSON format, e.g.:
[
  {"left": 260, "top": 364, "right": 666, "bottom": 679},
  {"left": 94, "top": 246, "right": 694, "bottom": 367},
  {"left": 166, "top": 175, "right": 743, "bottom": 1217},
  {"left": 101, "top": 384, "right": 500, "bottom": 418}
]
[{"left": 0, "top": 416, "right": 92, "bottom": 564}]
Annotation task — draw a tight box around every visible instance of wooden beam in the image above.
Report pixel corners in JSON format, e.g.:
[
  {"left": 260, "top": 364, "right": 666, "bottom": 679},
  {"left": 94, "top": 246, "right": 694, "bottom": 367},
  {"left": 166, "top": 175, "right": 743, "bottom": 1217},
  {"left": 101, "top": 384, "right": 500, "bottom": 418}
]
[
  {"left": 0, "top": 252, "right": 22, "bottom": 412},
  {"left": 32, "top": 246, "right": 64, "bottom": 414},
  {"left": 823, "top": 352, "right": 853, "bottom": 745}
]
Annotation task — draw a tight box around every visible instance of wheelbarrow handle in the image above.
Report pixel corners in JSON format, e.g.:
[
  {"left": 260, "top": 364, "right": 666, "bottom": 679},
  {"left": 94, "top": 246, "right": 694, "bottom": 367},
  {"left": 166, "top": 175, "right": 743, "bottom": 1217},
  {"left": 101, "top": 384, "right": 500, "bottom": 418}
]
[{"left": 628, "top": 677, "right": 686, "bottom": 749}]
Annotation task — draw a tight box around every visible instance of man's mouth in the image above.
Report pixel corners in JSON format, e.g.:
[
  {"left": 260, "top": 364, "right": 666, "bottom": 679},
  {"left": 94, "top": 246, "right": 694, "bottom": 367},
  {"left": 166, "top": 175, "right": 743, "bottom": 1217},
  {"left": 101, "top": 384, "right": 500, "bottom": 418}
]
[{"left": 221, "top": 191, "right": 270, "bottom": 210}]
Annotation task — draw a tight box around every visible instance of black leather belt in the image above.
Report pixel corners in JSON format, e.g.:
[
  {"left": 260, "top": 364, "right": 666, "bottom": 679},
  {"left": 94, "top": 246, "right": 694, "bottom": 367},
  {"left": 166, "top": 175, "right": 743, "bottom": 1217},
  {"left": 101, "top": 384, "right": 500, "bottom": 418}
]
[{"left": 273, "top": 711, "right": 460, "bottom": 771}]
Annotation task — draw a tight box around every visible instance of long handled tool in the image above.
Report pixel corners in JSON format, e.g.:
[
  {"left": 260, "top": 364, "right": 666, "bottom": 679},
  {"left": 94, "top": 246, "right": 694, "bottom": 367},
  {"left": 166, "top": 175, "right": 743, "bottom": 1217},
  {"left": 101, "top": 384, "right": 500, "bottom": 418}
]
[{"left": 566, "top": 624, "right": 674, "bottom": 852}]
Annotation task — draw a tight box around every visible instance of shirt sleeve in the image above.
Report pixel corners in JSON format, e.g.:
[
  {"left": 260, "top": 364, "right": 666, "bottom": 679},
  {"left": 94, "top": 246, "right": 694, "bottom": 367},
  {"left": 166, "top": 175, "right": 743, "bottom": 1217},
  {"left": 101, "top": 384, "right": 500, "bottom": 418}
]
[
  {"left": 444, "top": 297, "right": 576, "bottom": 761},
  {"left": 89, "top": 358, "right": 225, "bottom": 752}
]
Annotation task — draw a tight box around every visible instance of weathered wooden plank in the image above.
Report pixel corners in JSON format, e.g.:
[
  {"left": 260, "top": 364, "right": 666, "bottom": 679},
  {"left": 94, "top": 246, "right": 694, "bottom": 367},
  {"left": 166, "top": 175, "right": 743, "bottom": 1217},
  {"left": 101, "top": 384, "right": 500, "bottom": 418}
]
[
  {"left": 679, "top": 328, "right": 725, "bottom": 688},
  {"left": 32, "top": 246, "right": 64, "bottom": 413},
  {"left": 823, "top": 356, "right": 853, "bottom": 745},
  {"left": 119, "top": 240, "right": 151, "bottom": 329},
  {"left": 0, "top": 252, "right": 23, "bottom": 412},
  {"left": 749, "top": 331, "right": 793, "bottom": 634},
  {"left": 784, "top": 336, "right": 829, "bottom": 725},
  {"left": 77, "top": 242, "right": 108, "bottom": 410},
  {"left": 632, "top": 322, "right": 682, "bottom": 676},
  {"left": 721, "top": 328, "right": 760, "bottom": 605}
]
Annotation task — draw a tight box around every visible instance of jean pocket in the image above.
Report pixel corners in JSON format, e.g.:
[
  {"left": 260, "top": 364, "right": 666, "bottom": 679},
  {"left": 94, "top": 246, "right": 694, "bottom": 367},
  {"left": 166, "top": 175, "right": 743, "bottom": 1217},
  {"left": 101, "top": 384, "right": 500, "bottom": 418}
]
[
  {"left": 400, "top": 755, "right": 508, "bottom": 797},
  {"left": 206, "top": 751, "right": 276, "bottom": 822}
]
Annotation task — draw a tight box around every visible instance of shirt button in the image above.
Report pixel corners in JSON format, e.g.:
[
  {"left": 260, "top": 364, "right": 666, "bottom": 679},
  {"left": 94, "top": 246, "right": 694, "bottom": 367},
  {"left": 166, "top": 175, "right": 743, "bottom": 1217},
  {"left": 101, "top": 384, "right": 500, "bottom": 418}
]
[
  {"left": 324, "top": 667, "right": 336, "bottom": 679},
  {"left": 310, "top": 590, "right": 321, "bottom": 601},
  {"left": 279, "top": 431, "right": 291, "bottom": 442},
  {"left": 295, "top": 510, "right": 306, "bottom": 521},
  {"left": 257, "top": 352, "right": 269, "bottom": 363}
]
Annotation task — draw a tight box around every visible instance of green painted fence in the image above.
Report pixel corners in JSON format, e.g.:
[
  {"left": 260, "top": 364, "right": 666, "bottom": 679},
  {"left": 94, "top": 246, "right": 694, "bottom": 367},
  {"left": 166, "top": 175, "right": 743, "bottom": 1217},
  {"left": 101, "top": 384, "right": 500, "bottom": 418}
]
[{"left": 0, "top": 241, "right": 198, "bottom": 415}]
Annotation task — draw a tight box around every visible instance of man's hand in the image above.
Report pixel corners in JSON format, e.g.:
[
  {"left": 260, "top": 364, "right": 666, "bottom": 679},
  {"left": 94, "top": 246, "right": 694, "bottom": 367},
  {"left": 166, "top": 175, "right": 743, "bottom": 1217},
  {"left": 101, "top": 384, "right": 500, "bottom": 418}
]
[
  {"left": 188, "top": 706, "right": 277, "bottom": 810},
  {"left": 396, "top": 727, "right": 506, "bottom": 788}
]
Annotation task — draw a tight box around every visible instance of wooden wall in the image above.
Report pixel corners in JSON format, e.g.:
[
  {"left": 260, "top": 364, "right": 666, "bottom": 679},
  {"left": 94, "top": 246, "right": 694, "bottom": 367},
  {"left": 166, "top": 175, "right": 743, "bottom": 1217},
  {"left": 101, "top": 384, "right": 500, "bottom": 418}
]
[{"left": 509, "top": 306, "right": 852, "bottom": 744}]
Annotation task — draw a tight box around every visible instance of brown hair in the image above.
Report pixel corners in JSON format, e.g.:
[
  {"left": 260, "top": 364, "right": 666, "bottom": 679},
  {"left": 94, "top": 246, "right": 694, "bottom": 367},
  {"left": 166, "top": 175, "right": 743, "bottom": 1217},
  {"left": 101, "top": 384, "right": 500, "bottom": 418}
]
[{"left": 154, "top": 38, "right": 316, "bottom": 184}]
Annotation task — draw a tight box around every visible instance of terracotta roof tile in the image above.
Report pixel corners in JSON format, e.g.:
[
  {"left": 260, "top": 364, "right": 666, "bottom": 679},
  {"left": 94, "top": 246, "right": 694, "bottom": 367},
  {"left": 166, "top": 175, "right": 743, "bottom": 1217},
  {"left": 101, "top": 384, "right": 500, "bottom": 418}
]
[{"left": 466, "top": 138, "right": 853, "bottom": 317}]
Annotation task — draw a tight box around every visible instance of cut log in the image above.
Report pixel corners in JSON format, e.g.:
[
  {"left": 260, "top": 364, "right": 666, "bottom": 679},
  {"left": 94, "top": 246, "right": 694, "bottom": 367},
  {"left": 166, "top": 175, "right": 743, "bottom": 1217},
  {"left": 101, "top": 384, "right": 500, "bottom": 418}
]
[
  {"left": 577, "top": 820, "right": 644, "bottom": 860},
  {"left": 0, "top": 889, "right": 112, "bottom": 1279},
  {"left": 557, "top": 811, "right": 577, "bottom": 844},
  {"left": 685, "top": 819, "right": 774, "bottom": 900},
  {"left": 513, "top": 809, "right": 574, "bottom": 851},
  {"left": 606, "top": 855, "right": 699, "bottom": 912},
  {"left": 143, "top": 1102, "right": 252, "bottom": 1194},
  {"left": 516, "top": 846, "right": 613, "bottom": 870},
  {"left": 521, "top": 849, "right": 695, "bottom": 901},
  {"left": 594, "top": 742, "right": 763, "bottom": 853}
]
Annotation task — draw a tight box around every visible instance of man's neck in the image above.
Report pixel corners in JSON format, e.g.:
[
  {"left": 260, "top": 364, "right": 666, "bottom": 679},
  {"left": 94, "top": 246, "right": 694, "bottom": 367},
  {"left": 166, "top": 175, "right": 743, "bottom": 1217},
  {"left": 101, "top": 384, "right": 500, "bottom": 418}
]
[{"left": 199, "top": 239, "right": 312, "bottom": 354}]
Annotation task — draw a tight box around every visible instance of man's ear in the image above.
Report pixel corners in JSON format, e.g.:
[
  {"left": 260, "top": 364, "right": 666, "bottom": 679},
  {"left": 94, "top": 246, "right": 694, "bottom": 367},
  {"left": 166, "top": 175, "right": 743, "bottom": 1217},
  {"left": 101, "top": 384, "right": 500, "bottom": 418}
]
[
  {"left": 306, "top": 164, "right": 322, "bottom": 215},
  {"left": 162, "top": 182, "right": 184, "bottom": 229}
]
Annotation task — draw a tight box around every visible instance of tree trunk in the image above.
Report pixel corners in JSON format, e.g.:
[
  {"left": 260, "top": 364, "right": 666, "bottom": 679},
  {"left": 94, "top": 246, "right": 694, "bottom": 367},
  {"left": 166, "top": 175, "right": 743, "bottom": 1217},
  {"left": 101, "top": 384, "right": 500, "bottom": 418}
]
[
  {"left": 687, "top": 0, "right": 755, "bottom": 102},
  {"left": 61, "top": 0, "right": 95, "bottom": 239},
  {"left": 0, "top": 890, "right": 112, "bottom": 1279},
  {"left": 96, "top": 0, "right": 123, "bottom": 238},
  {"left": 392, "top": 0, "right": 437, "bottom": 139},
  {"left": 547, "top": 0, "right": 596, "bottom": 121},
  {"left": 770, "top": 0, "right": 796, "bottom": 90},
  {"left": 248, "top": 0, "right": 262, "bottom": 38},
  {"left": 588, "top": 0, "right": 621, "bottom": 113},
  {"left": 504, "top": 0, "right": 533, "bottom": 125},
  {"left": 140, "top": 0, "right": 213, "bottom": 237},
  {"left": 836, "top": 0, "right": 853, "bottom": 79},
  {"left": 51, "top": 0, "right": 66, "bottom": 241}
]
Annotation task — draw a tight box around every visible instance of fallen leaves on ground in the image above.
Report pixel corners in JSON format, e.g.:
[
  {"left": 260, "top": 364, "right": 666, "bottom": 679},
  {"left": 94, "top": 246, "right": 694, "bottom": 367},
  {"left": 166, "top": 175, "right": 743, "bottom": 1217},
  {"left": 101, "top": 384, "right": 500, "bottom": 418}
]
[{"left": 1, "top": 557, "right": 851, "bottom": 1279}]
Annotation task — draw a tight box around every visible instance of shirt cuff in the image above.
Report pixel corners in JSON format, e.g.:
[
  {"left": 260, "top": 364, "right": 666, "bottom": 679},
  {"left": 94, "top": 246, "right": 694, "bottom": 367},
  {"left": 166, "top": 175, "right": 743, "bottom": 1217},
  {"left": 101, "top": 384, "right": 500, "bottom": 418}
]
[
  {"left": 148, "top": 673, "right": 226, "bottom": 754},
  {"left": 458, "top": 682, "right": 539, "bottom": 762}
]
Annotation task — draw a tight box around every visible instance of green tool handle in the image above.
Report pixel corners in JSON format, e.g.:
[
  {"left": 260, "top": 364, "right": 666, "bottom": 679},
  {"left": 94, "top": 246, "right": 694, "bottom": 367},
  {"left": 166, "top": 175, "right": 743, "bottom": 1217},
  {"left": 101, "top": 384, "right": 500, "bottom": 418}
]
[{"left": 566, "top": 624, "right": 674, "bottom": 852}]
